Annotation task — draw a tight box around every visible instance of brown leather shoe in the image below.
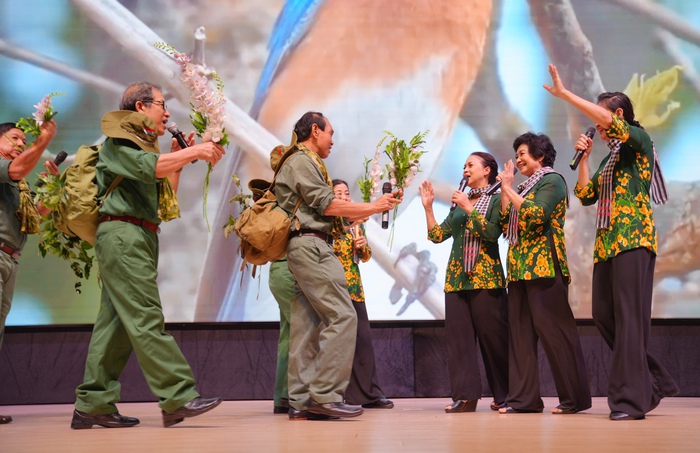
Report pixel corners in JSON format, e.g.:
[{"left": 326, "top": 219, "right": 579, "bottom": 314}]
[
  {"left": 162, "top": 397, "right": 223, "bottom": 427},
  {"left": 70, "top": 410, "right": 139, "bottom": 429},
  {"left": 0, "top": 415, "right": 12, "bottom": 424},
  {"left": 307, "top": 400, "right": 363, "bottom": 418}
]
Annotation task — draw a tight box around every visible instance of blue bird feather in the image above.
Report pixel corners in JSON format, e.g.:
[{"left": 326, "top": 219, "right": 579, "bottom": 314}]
[{"left": 250, "top": 0, "right": 325, "bottom": 118}]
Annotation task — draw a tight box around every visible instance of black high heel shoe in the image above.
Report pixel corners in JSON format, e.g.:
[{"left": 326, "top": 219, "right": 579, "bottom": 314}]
[{"left": 445, "top": 399, "right": 478, "bottom": 413}]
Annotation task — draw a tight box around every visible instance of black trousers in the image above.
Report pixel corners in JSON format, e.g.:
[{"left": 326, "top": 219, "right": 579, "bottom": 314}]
[
  {"left": 592, "top": 248, "right": 678, "bottom": 417},
  {"left": 344, "top": 301, "right": 386, "bottom": 405},
  {"left": 444, "top": 289, "right": 509, "bottom": 403},
  {"left": 506, "top": 264, "right": 591, "bottom": 412}
]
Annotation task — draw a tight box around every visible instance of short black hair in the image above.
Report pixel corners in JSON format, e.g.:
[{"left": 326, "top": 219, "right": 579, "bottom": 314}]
[
  {"left": 293, "top": 111, "right": 326, "bottom": 142},
  {"left": 513, "top": 132, "right": 557, "bottom": 168},
  {"left": 119, "top": 81, "right": 161, "bottom": 111},
  {"left": 0, "top": 122, "right": 19, "bottom": 136},
  {"left": 332, "top": 179, "right": 349, "bottom": 188}
]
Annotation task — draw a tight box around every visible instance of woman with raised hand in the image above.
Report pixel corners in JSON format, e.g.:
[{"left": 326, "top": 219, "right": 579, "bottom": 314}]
[
  {"left": 497, "top": 132, "right": 591, "bottom": 415},
  {"left": 419, "top": 152, "right": 509, "bottom": 413},
  {"left": 544, "top": 64, "right": 678, "bottom": 421}
]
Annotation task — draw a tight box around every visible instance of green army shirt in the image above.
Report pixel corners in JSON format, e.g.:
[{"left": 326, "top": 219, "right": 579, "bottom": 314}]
[
  {"left": 274, "top": 149, "right": 335, "bottom": 233},
  {"left": 96, "top": 138, "right": 160, "bottom": 225},
  {"left": 0, "top": 159, "right": 25, "bottom": 251}
]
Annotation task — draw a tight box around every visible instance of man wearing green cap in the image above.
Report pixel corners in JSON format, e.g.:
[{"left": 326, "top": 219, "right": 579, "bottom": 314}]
[
  {"left": 0, "top": 120, "right": 57, "bottom": 425},
  {"left": 71, "top": 82, "right": 226, "bottom": 429}
]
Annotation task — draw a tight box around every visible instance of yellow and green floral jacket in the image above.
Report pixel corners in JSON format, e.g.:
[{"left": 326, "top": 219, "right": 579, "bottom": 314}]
[
  {"left": 333, "top": 224, "right": 371, "bottom": 302},
  {"left": 428, "top": 194, "right": 505, "bottom": 292},
  {"left": 574, "top": 116, "right": 657, "bottom": 262},
  {"left": 502, "top": 174, "right": 570, "bottom": 283}
]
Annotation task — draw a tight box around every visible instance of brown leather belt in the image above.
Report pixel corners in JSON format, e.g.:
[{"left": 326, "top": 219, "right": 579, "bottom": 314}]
[
  {"left": 0, "top": 242, "right": 21, "bottom": 260},
  {"left": 99, "top": 215, "right": 160, "bottom": 234},
  {"left": 290, "top": 229, "right": 333, "bottom": 245}
]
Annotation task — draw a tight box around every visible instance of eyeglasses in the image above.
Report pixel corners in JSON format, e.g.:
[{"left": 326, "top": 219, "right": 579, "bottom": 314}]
[
  {"left": 149, "top": 100, "right": 168, "bottom": 110},
  {"left": 142, "top": 99, "right": 167, "bottom": 111}
]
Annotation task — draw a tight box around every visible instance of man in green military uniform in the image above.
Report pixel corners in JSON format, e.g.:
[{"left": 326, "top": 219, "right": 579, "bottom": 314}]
[
  {"left": 71, "top": 82, "right": 226, "bottom": 429},
  {"left": 273, "top": 111, "right": 401, "bottom": 419},
  {"left": 1, "top": 120, "right": 58, "bottom": 424}
]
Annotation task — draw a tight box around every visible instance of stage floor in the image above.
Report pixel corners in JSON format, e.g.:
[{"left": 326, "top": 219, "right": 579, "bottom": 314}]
[{"left": 1, "top": 397, "right": 698, "bottom": 452}]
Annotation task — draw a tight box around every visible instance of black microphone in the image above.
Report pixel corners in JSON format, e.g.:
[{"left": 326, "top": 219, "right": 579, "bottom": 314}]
[
  {"left": 485, "top": 167, "right": 518, "bottom": 196},
  {"left": 167, "top": 122, "right": 198, "bottom": 163},
  {"left": 36, "top": 150, "right": 68, "bottom": 187},
  {"left": 450, "top": 176, "right": 469, "bottom": 211},
  {"left": 381, "top": 182, "right": 392, "bottom": 229},
  {"left": 570, "top": 127, "right": 596, "bottom": 170}
]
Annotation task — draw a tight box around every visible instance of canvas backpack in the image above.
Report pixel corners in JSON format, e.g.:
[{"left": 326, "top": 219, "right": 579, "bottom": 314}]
[
  {"left": 233, "top": 148, "right": 302, "bottom": 272},
  {"left": 52, "top": 144, "right": 122, "bottom": 246}
]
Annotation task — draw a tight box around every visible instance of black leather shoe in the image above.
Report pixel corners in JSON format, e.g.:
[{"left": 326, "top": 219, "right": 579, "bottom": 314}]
[
  {"left": 0, "top": 415, "right": 12, "bottom": 424},
  {"left": 70, "top": 410, "right": 139, "bottom": 429},
  {"left": 610, "top": 411, "right": 645, "bottom": 421},
  {"left": 307, "top": 400, "right": 363, "bottom": 418},
  {"left": 274, "top": 398, "right": 290, "bottom": 414},
  {"left": 162, "top": 397, "right": 223, "bottom": 427},
  {"left": 445, "top": 399, "right": 477, "bottom": 413},
  {"left": 362, "top": 398, "right": 394, "bottom": 409},
  {"left": 288, "top": 407, "right": 340, "bottom": 421},
  {"left": 490, "top": 401, "right": 505, "bottom": 411}
]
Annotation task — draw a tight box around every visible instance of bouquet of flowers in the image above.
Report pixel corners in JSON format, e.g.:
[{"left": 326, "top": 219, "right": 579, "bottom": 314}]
[
  {"left": 15, "top": 92, "right": 65, "bottom": 139},
  {"left": 357, "top": 146, "right": 385, "bottom": 203},
  {"left": 380, "top": 130, "right": 429, "bottom": 248},
  {"left": 222, "top": 174, "right": 252, "bottom": 239},
  {"left": 154, "top": 41, "right": 230, "bottom": 231}
]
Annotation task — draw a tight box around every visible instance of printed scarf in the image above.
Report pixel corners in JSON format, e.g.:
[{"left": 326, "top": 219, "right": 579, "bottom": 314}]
[
  {"left": 505, "top": 167, "right": 560, "bottom": 246},
  {"left": 596, "top": 139, "right": 668, "bottom": 230},
  {"left": 462, "top": 186, "right": 493, "bottom": 273}
]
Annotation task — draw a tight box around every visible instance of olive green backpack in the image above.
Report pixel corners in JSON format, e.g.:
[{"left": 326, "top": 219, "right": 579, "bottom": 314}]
[{"left": 52, "top": 144, "right": 122, "bottom": 245}]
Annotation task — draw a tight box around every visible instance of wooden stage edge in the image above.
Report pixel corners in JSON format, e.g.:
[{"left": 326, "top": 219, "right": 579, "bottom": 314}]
[{"left": 1, "top": 397, "right": 698, "bottom": 452}]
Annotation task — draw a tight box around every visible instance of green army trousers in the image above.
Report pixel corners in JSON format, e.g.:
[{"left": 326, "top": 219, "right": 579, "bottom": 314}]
[
  {"left": 0, "top": 252, "right": 18, "bottom": 351},
  {"left": 75, "top": 221, "right": 199, "bottom": 414},
  {"left": 268, "top": 259, "right": 294, "bottom": 407},
  {"left": 286, "top": 236, "right": 357, "bottom": 410}
]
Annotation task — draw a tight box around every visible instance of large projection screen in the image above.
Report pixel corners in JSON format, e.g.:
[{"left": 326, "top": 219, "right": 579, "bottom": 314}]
[{"left": 2, "top": 0, "right": 699, "bottom": 325}]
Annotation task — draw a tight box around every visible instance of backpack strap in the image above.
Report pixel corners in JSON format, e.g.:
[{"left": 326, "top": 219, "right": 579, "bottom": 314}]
[{"left": 99, "top": 175, "right": 124, "bottom": 206}]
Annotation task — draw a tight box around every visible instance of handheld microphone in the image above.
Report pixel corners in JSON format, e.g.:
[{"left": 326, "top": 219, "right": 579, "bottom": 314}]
[
  {"left": 167, "top": 122, "right": 198, "bottom": 163},
  {"left": 450, "top": 176, "right": 469, "bottom": 211},
  {"left": 570, "top": 127, "right": 596, "bottom": 170},
  {"left": 381, "top": 182, "right": 392, "bottom": 229},
  {"left": 36, "top": 150, "right": 68, "bottom": 187},
  {"left": 485, "top": 167, "right": 518, "bottom": 196}
]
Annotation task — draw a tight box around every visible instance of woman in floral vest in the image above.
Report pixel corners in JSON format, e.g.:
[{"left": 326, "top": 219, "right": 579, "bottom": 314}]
[
  {"left": 544, "top": 64, "right": 678, "bottom": 421},
  {"left": 419, "top": 152, "right": 509, "bottom": 413},
  {"left": 497, "top": 132, "right": 591, "bottom": 415}
]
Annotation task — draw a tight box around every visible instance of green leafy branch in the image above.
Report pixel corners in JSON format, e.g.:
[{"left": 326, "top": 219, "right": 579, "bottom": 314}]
[
  {"left": 34, "top": 172, "right": 95, "bottom": 293},
  {"left": 223, "top": 174, "right": 252, "bottom": 239}
]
